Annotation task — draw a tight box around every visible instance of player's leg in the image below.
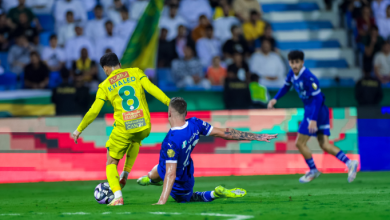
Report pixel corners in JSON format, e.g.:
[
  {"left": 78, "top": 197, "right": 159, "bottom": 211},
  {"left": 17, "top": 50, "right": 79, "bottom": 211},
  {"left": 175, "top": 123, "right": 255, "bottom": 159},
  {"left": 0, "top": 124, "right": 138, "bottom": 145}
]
[
  {"left": 317, "top": 134, "right": 358, "bottom": 182},
  {"left": 191, "top": 186, "right": 247, "bottom": 202},
  {"left": 295, "top": 133, "right": 321, "bottom": 183},
  {"left": 119, "top": 128, "right": 151, "bottom": 188},
  {"left": 137, "top": 164, "right": 163, "bottom": 186}
]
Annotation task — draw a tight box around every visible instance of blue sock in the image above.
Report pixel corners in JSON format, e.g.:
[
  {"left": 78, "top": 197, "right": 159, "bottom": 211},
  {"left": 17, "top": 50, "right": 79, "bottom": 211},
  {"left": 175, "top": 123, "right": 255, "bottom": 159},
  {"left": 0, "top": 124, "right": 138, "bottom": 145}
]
[
  {"left": 336, "top": 151, "right": 350, "bottom": 164},
  {"left": 192, "top": 191, "right": 214, "bottom": 202},
  {"left": 305, "top": 158, "right": 317, "bottom": 171}
]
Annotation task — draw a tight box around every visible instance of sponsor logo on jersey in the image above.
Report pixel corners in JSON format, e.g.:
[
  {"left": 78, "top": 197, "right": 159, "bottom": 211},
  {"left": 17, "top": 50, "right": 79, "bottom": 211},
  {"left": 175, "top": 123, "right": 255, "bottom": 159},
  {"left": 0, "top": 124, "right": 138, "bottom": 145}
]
[
  {"left": 167, "top": 149, "right": 175, "bottom": 158},
  {"left": 124, "top": 118, "right": 146, "bottom": 130},
  {"left": 109, "top": 71, "right": 129, "bottom": 85},
  {"left": 123, "top": 109, "right": 144, "bottom": 121},
  {"left": 312, "top": 83, "right": 318, "bottom": 90}
]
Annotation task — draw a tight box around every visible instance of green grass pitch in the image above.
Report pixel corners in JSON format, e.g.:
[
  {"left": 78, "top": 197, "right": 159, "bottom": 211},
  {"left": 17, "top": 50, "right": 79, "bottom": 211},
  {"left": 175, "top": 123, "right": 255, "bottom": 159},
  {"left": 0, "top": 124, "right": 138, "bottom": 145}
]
[{"left": 1, "top": 172, "right": 389, "bottom": 220}]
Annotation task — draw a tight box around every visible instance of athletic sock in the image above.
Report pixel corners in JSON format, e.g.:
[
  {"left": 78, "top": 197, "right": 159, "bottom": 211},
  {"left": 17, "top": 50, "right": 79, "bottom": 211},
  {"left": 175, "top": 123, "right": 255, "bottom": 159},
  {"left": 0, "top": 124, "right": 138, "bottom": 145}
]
[
  {"left": 120, "top": 171, "right": 129, "bottom": 180},
  {"left": 305, "top": 158, "right": 318, "bottom": 172},
  {"left": 193, "top": 191, "right": 215, "bottom": 202},
  {"left": 211, "top": 191, "right": 218, "bottom": 198},
  {"left": 114, "top": 190, "right": 123, "bottom": 199},
  {"left": 335, "top": 151, "right": 350, "bottom": 165},
  {"left": 106, "top": 164, "right": 121, "bottom": 197}
]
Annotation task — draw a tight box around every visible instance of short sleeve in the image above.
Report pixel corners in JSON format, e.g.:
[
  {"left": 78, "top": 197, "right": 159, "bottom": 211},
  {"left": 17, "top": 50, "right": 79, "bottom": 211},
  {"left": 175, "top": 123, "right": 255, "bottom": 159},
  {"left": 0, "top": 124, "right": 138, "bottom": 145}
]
[
  {"left": 96, "top": 87, "right": 107, "bottom": 102},
  {"left": 373, "top": 53, "right": 381, "bottom": 66},
  {"left": 284, "top": 70, "right": 293, "bottom": 86},
  {"left": 162, "top": 141, "right": 179, "bottom": 163},
  {"left": 305, "top": 75, "right": 321, "bottom": 96},
  {"left": 193, "top": 118, "right": 213, "bottom": 136}
]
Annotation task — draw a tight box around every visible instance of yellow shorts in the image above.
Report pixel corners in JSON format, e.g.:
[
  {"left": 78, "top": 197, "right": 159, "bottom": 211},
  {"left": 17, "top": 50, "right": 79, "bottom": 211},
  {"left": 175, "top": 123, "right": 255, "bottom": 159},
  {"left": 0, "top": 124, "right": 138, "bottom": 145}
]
[{"left": 106, "top": 127, "right": 151, "bottom": 160}]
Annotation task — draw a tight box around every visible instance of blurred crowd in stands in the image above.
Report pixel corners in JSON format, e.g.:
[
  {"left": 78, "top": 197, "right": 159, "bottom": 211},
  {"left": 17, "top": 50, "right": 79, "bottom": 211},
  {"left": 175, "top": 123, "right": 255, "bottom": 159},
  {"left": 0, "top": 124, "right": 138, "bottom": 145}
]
[{"left": 0, "top": 0, "right": 388, "bottom": 111}]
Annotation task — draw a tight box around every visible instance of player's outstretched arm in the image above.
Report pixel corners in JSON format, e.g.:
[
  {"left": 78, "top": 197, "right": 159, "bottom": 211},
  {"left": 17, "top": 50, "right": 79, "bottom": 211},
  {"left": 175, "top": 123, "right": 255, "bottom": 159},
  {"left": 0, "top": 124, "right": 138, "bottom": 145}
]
[
  {"left": 154, "top": 163, "right": 177, "bottom": 205},
  {"left": 72, "top": 99, "right": 105, "bottom": 144},
  {"left": 210, "top": 127, "right": 277, "bottom": 142}
]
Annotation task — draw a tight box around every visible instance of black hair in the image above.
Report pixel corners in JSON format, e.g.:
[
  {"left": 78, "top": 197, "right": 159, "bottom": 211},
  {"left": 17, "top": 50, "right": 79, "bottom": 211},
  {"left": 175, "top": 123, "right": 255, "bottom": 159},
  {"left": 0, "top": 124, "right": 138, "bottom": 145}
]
[
  {"left": 105, "top": 20, "right": 113, "bottom": 26},
  {"left": 205, "top": 24, "right": 214, "bottom": 31},
  {"left": 120, "top": 6, "right": 128, "bottom": 13},
  {"left": 288, "top": 50, "right": 304, "bottom": 61},
  {"left": 170, "top": 97, "right": 187, "bottom": 116},
  {"left": 49, "top": 34, "right": 57, "bottom": 40},
  {"left": 66, "top": 11, "right": 74, "bottom": 16},
  {"left": 30, "top": 51, "right": 40, "bottom": 58},
  {"left": 250, "top": 10, "right": 258, "bottom": 16},
  {"left": 100, "top": 52, "right": 120, "bottom": 68},
  {"left": 371, "top": 25, "right": 379, "bottom": 31},
  {"left": 250, "top": 73, "right": 259, "bottom": 82},
  {"left": 230, "top": 25, "right": 239, "bottom": 33},
  {"left": 94, "top": 4, "right": 103, "bottom": 10}
]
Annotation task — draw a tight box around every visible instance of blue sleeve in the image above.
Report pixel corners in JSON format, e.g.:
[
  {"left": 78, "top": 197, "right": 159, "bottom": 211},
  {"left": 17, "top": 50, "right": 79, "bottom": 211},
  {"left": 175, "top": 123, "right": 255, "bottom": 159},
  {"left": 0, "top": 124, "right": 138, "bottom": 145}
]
[
  {"left": 192, "top": 117, "right": 213, "bottom": 136},
  {"left": 274, "top": 71, "right": 292, "bottom": 100},
  {"left": 305, "top": 74, "right": 323, "bottom": 121},
  {"left": 161, "top": 140, "right": 180, "bottom": 164}
]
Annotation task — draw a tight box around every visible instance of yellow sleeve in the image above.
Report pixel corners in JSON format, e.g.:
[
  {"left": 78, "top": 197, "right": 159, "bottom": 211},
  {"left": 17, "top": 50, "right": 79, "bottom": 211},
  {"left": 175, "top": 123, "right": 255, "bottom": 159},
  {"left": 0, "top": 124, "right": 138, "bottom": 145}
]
[
  {"left": 138, "top": 69, "right": 170, "bottom": 106},
  {"left": 242, "top": 23, "right": 251, "bottom": 41},
  {"left": 76, "top": 89, "right": 106, "bottom": 132}
]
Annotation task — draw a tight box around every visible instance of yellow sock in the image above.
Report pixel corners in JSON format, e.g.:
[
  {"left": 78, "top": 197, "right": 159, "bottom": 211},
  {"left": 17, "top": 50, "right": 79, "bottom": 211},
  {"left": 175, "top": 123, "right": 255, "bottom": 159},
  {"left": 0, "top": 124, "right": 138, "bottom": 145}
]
[
  {"left": 106, "top": 164, "right": 121, "bottom": 193},
  {"left": 123, "top": 142, "right": 140, "bottom": 173}
]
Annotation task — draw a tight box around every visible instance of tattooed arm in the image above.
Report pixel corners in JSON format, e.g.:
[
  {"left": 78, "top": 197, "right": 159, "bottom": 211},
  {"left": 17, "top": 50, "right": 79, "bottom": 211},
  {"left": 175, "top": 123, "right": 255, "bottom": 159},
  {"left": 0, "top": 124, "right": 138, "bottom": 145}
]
[{"left": 209, "top": 127, "right": 277, "bottom": 142}]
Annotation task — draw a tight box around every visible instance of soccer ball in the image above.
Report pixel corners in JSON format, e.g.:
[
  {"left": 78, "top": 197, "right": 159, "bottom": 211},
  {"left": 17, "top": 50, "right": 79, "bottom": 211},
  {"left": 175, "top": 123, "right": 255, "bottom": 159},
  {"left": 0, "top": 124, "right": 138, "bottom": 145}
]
[{"left": 94, "top": 182, "right": 114, "bottom": 204}]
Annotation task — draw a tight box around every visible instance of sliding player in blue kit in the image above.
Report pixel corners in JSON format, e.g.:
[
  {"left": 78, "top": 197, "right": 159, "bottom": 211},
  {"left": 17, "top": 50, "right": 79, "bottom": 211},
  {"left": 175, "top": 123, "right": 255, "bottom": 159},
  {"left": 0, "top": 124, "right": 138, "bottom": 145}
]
[
  {"left": 137, "top": 97, "right": 277, "bottom": 205},
  {"left": 268, "top": 50, "right": 359, "bottom": 183}
]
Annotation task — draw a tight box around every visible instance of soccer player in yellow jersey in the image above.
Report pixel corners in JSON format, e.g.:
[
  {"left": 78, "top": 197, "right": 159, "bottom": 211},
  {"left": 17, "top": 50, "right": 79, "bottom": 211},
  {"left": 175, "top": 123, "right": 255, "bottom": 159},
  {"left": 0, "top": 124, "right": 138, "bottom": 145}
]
[{"left": 71, "top": 53, "right": 170, "bottom": 206}]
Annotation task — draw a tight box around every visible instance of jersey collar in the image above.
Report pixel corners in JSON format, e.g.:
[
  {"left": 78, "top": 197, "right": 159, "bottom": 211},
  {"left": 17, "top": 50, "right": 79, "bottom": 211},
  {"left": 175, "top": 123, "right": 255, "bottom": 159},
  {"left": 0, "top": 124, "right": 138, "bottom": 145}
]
[
  {"left": 293, "top": 66, "right": 306, "bottom": 80},
  {"left": 171, "top": 122, "right": 188, "bottom": 131}
]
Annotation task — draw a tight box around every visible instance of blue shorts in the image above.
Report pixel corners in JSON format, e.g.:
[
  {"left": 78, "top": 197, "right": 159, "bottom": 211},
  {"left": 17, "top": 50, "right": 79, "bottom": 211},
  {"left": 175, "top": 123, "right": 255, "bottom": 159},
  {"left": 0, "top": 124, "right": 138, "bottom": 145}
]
[{"left": 299, "top": 105, "right": 331, "bottom": 137}]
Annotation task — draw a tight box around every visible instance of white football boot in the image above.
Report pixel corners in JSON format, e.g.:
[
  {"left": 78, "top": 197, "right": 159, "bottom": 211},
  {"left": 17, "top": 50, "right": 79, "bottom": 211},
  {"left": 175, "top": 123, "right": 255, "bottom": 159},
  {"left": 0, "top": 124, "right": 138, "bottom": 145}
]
[
  {"left": 347, "top": 160, "right": 359, "bottom": 183},
  {"left": 299, "top": 170, "right": 321, "bottom": 183}
]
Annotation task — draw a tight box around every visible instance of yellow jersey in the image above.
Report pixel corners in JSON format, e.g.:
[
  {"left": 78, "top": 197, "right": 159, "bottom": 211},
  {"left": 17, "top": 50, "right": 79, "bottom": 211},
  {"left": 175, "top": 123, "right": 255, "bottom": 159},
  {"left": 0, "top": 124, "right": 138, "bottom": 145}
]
[{"left": 77, "top": 67, "right": 170, "bottom": 134}]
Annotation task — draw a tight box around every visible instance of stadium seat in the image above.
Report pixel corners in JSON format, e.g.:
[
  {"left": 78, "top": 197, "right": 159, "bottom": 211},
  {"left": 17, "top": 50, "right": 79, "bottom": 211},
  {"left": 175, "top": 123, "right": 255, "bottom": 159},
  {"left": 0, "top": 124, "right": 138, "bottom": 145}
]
[
  {"left": 39, "top": 31, "right": 53, "bottom": 47},
  {"left": 318, "top": 78, "right": 337, "bottom": 88},
  {"left": 0, "top": 72, "right": 18, "bottom": 90},
  {"left": 49, "top": 71, "right": 63, "bottom": 89},
  {"left": 270, "top": 21, "right": 333, "bottom": 31},
  {"left": 87, "top": 11, "right": 95, "bottom": 20},
  {"left": 261, "top": 2, "right": 319, "bottom": 13},
  {"left": 157, "top": 68, "right": 177, "bottom": 91},
  {"left": 338, "top": 78, "right": 356, "bottom": 87},
  {"left": 0, "top": 52, "right": 9, "bottom": 72},
  {"left": 37, "top": 14, "right": 55, "bottom": 32}
]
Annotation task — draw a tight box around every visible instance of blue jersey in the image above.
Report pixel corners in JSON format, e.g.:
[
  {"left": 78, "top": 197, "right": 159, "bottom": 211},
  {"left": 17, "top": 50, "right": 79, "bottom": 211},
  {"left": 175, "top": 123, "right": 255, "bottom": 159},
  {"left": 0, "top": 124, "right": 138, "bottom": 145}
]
[
  {"left": 157, "top": 117, "right": 213, "bottom": 185},
  {"left": 274, "top": 67, "right": 325, "bottom": 121}
]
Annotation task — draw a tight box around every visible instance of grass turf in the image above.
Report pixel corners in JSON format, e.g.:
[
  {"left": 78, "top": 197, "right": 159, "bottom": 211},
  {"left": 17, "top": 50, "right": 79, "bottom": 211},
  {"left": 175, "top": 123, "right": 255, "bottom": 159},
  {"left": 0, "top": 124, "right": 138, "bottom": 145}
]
[{"left": 1, "top": 172, "right": 389, "bottom": 220}]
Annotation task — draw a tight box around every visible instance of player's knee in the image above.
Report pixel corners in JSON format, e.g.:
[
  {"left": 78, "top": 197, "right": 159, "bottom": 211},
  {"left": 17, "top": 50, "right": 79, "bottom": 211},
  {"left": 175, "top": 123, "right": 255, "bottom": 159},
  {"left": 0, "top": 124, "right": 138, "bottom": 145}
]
[
  {"left": 295, "top": 141, "right": 304, "bottom": 149},
  {"left": 319, "top": 142, "right": 331, "bottom": 152}
]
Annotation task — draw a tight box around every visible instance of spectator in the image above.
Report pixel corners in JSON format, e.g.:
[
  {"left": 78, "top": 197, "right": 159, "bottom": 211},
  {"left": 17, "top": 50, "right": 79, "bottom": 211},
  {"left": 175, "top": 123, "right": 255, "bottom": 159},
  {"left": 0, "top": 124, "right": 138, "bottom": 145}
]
[
  {"left": 0, "top": 14, "right": 11, "bottom": 51},
  {"left": 24, "top": 51, "right": 49, "bottom": 89},
  {"left": 57, "top": 11, "right": 76, "bottom": 46},
  {"left": 8, "top": 34, "right": 36, "bottom": 75},
  {"left": 196, "top": 24, "right": 221, "bottom": 68},
  {"left": 257, "top": 24, "right": 278, "bottom": 52},
  {"left": 32, "top": 35, "right": 43, "bottom": 55},
  {"left": 130, "top": 0, "right": 149, "bottom": 21},
  {"left": 159, "top": 3, "right": 187, "bottom": 41},
  {"left": 157, "top": 28, "right": 177, "bottom": 67},
  {"left": 249, "top": 39, "right": 286, "bottom": 88},
  {"left": 227, "top": 52, "right": 249, "bottom": 82},
  {"left": 72, "top": 48, "right": 98, "bottom": 91},
  {"left": 355, "top": 70, "right": 383, "bottom": 106},
  {"left": 95, "top": 21, "right": 125, "bottom": 61},
  {"left": 213, "top": 3, "right": 240, "bottom": 44},
  {"left": 192, "top": 15, "right": 210, "bottom": 42},
  {"left": 7, "top": 0, "right": 40, "bottom": 28},
  {"left": 54, "top": 0, "right": 87, "bottom": 26},
  {"left": 223, "top": 69, "right": 252, "bottom": 109},
  {"left": 362, "top": 25, "right": 385, "bottom": 72},
  {"left": 179, "top": 0, "right": 213, "bottom": 29},
  {"left": 371, "top": 0, "right": 390, "bottom": 20},
  {"left": 206, "top": 56, "right": 226, "bottom": 86},
  {"left": 114, "top": 6, "right": 137, "bottom": 40},
  {"left": 213, "top": 0, "right": 235, "bottom": 20},
  {"left": 11, "top": 12, "right": 38, "bottom": 43},
  {"left": 42, "top": 34, "right": 66, "bottom": 72},
  {"left": 85, "top": 5, "right": 107, "bottom": 44},
  {"left": 26, "top": 0, "right": 55, "bottom": 14},
  {"left": 242, "top": 10, "right": 266, "bottom": 47},
  {"left": 249, "top": 74, "right": 269, "bottom": 108},
  {"left": 171, "top": 45, "right": 211, "bottom": 89},
  {"left": 377, "top": 5, "right": 390, "bottom": 40},
  {"left": 356, "top": 6, "right": 376, "bottom": 41},
  {"left": 233, "top": 0, "right": 262, "bottom": 22},
  {"left": 107, "top": 0, "right": 125, "bottom": 24},
  {"left": 65, "top": 25, "right": 95, "bottom": 67},
  {"left": 222, "top": 25, "right": 249, "bottom": 62},
  {"left": 101, "top": 0, "right": 126, "bottom": 11},
  {"left": 172, "top": 25, "right": 196, "bottom": 59},
  {"left": 81, "top": 0, "right": 97, "bottom": 12},
  {"left": 374, "top": 41, "right": 390, "bottom": 83}
]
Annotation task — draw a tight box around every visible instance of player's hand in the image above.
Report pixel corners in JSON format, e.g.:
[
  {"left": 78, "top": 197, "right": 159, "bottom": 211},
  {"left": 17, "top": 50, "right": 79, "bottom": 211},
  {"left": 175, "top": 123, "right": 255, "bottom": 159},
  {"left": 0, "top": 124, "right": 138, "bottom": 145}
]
[
  {"left": 152, "top": 201, "right": 165, "bottom": 205},
  {"left": 256, "top": 134, "right": 278, "bottom": 142},
  {"left": 72, "top": 129, "right": 81, "bottom": 144},
  {"left": 308, "top": 120, "right": 318, "bottom": 134},
  {"left": 267, "top": 99, "right": 277, "bottom": 109}
]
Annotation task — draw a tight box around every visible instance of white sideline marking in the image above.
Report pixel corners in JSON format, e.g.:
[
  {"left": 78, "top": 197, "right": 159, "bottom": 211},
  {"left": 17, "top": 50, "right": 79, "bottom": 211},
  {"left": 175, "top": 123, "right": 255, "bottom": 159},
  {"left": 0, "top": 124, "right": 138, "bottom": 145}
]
[
  {"left": 150, "top": 212, "right": 181, "bottom": 215},
  {"left": 116, "top": 212, "right": 131, "bottom": 214},
  {"left": 102, "top": 212, "right": 111, "bottom": 215},
  {"left": 0, "top": 214, "right": 21, "bottom": 216},
  {"left": 62, "top": 212, "right": 89, "bottom": 215},
  {"left": 201, "top": 213, "right": 254, "bottom": 220}
]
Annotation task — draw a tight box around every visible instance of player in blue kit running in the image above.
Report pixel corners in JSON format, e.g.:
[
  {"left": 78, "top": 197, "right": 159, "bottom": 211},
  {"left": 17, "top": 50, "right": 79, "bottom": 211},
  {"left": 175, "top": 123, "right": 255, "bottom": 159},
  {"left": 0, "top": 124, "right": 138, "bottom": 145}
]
[
  {"left": 268, "top": 50, "right": 359, "bottom": 183},
  {"left": 137, "top": 97, "right": 277, "bottom": 204}
]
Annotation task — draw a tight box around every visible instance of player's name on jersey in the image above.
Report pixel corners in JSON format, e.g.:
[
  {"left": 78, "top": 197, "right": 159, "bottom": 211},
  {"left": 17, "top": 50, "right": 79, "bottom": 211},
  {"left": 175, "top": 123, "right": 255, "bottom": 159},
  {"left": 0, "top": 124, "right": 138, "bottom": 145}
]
[{"left": 108, "top": 72, "right": 136, "bottom": 92}]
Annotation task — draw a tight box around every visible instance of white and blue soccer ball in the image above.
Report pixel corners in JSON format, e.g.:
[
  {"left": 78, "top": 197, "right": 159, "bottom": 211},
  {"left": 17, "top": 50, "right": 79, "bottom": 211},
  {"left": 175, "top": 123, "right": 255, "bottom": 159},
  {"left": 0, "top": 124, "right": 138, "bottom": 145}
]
[{"left": 94, "top": 182, "right": 114, "bottom": 204}]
